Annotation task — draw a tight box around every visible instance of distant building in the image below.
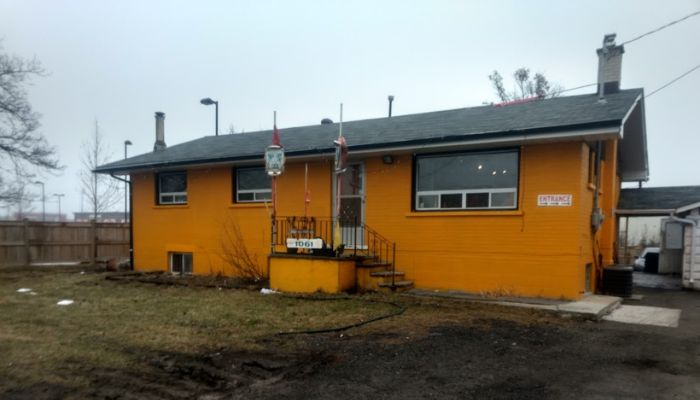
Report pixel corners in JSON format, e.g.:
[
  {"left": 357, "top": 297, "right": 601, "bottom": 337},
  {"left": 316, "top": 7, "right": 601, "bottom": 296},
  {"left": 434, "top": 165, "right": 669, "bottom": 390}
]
[
  {"left": 73, "top": 212, "right": 128, "bottom": 223},
  {"left": 12, "top": 212, "right": 66, "bottom": 222}
]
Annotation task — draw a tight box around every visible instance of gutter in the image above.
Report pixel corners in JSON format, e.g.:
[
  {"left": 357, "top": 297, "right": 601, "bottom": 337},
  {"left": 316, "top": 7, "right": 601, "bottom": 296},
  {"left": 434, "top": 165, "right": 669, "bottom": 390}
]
[{"left": 669, "top": 213, "right": 697, "bottom": 284}]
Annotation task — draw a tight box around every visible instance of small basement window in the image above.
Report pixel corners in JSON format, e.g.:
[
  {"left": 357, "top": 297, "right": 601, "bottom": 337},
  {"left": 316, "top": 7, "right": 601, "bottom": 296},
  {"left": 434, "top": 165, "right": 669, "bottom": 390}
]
[
  {"left": 158, "top": 171, "right": 187, "bottom": 205},
  {"left": 170, "top": 252, "right": 193, "bottom": 275},
  {"left": 235, "top": 167, "right": 272, "bottom": 203},
  {"left": 415, "top": 149, "right": 519, "bottom": 211}
]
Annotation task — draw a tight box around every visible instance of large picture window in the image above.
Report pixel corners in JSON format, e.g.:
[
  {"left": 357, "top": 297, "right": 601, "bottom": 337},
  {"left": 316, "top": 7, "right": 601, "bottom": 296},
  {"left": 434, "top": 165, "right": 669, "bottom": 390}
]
[
  {"left": 415, "top": 150, "right": 518, "bottom": 211},
  {"left": 235, "top": 167, "right": 272, "bottom": 202},
  {"left": 158, "top": 171, "right": 187, "bottom": 205}
]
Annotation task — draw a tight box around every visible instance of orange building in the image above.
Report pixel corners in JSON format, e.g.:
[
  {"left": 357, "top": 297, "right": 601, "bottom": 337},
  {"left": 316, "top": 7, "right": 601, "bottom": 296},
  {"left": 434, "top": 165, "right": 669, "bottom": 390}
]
[{"left": 97, "top": 38, "right": 648, "bottom": 300}]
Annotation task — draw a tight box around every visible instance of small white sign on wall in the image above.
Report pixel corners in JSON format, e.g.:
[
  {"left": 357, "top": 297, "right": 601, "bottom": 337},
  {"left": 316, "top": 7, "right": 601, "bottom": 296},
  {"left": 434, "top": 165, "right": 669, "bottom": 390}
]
[
  {"left": 286, "top": 238, "right": 324, "bottom": 249},
  {"left": 537, "top": 194, "right": 573, "bottom": 207}
]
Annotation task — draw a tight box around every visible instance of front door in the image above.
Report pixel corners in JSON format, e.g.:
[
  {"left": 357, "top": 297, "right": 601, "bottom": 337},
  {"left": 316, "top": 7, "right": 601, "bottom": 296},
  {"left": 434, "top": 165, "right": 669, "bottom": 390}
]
[{"left": 339, "top": 163, "right": 365, "bottom": 248}]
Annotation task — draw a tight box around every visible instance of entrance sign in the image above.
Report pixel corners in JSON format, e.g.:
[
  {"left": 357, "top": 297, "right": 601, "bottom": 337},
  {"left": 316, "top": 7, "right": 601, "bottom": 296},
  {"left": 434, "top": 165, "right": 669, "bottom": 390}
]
[
  {"left": 286, "top": 238, "right": 324, "bottom": 249},
  {"left": 265, "top": 145, "right": 285, "bottom": 176},
  {"left": 537, "top": 194, "right": 573, "bottom": 206}
]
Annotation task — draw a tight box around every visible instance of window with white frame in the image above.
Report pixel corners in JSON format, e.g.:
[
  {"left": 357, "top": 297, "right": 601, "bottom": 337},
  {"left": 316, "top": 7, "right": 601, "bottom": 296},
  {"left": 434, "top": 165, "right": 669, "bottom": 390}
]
[
  {"left": 235, "top": 167, "right": 272, "bottom": 202},
  {"left": 415, "top": 150, "right": 518, "bottom": 211},
  {"left": 158, "top": 171, "right": 187, "bottom": 205},
  {"left": 170, "top": 252, "right": 193, "bottom": 275}
]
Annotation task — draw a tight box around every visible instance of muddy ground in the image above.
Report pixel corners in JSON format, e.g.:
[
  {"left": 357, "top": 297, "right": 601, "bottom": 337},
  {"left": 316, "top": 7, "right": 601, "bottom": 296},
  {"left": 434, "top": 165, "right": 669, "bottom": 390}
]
[{"left": 3, "top": 283, "right": 700, "bottom": 399}]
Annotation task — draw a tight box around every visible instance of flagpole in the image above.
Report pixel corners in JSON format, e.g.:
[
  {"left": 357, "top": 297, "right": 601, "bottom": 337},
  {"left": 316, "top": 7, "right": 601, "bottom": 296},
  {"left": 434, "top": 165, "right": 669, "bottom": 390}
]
[
  {"left": 333, "top": 104, "right": 343, "bottom": 251},
  {"left": 304, "top": 162, "right": 309, "bottom": 220},
  {"left": 271, "top": 111, "right": 277, "bottom": 255}
]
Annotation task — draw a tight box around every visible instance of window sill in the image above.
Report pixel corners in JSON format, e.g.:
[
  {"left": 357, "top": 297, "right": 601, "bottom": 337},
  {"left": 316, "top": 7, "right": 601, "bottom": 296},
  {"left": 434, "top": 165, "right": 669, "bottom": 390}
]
[
  {"left": 152, "top": 204, "right": 189, "bottom": 209},
  {"left": 229, "top": 203, "right": 269, "bottom": 209},
  {"left": 405, "top": 210, "right": 523, "bottom": 217}
]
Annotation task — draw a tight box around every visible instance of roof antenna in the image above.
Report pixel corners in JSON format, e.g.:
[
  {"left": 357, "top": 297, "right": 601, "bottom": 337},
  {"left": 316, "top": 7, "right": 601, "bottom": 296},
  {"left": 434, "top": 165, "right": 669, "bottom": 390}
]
[{"left": 388, "top": 95, "right": 395, "bottom": 117}]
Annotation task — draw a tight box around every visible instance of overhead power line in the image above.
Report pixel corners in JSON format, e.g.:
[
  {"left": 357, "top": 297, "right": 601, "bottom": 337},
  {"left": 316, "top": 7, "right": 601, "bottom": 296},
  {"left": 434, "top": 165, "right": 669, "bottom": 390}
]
[
  {"left": 558, "top": 83, "right": 597, "bottom": 94},
  {"left": 646, "top": 62, "right": 700, "bottom": 98},
  {"left": 621, "top": 10, "right": 700, "bottom": 46}
]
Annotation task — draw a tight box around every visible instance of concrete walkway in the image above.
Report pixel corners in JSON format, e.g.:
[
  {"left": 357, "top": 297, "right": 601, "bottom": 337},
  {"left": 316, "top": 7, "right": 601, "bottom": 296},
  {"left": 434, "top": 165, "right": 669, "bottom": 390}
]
[
  {"left": 633, "top": 271, "right": 683, "bottom": 290},
  {"left": 603, "top": 305, "right": 681, "bottom": 327},
  {"left": 406, "top": 289, "right": 621, "bottom": 320}
]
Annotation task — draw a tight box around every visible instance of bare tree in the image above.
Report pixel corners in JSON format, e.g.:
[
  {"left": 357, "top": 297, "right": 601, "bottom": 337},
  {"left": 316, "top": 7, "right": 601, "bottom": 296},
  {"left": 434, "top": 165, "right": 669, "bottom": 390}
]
[
  {"left": 219, "top": 216, "right": 264, "bottom": 281},
  {"left": 488, "top": 68, "right": 563, "bottom": 102},
  {"left": 79, "top": 121, "right": 121, "bottom": 221},
  {"left": 8, "top": 180, "right": 35, "bottom": 219},
  {"left": 0, "top": 45, "right": 61, "bottom": 204}
]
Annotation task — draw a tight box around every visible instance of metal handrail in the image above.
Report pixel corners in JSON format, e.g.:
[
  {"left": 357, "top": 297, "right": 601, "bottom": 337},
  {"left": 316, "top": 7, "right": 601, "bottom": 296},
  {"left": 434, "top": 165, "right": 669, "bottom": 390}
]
[{"left": 271, "top": 216, "right": 397, "bottom": 288}]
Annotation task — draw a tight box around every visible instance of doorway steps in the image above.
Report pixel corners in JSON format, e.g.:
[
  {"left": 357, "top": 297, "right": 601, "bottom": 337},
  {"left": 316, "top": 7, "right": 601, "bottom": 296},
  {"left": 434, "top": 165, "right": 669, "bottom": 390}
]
[{"left": 355, "top": 256, "right": 413, "bottom": 292}]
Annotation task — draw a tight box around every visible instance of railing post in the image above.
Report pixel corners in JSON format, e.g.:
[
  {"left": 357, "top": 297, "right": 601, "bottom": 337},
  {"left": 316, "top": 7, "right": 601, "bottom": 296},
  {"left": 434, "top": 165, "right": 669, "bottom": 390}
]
[
  {"left": 270, "top": 216, "right": 276, "bottom": 255},
  {"left": 392, "top": 243, "right": 396, "bottom": 288},
  {"left": 354, "top": 216, "right": 358, "bottom": 257}
]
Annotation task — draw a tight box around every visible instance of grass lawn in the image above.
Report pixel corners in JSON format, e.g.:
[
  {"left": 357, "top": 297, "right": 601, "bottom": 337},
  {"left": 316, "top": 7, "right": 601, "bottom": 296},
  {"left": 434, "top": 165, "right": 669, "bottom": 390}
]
[
  {"left": 0, "top": 266, "right": 399, "bottom": 393},
  {"left": 0, "top": 266, "right": 566, "bottom": 399}
]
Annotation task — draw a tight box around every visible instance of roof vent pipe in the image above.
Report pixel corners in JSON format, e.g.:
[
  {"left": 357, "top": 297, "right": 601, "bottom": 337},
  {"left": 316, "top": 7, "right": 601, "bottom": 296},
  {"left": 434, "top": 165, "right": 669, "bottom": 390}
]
[
  {"left": 388, "top": 95, "right": 394, "bottom": 117},
  {"left": 321, "top": 118, "right": 333, "bottom": 125},
  {"left": 153, "top": 112, "right": 167, "bottom": 152},
  {"left": 597, "top": 33, "right": 625, "bottom": 100}
]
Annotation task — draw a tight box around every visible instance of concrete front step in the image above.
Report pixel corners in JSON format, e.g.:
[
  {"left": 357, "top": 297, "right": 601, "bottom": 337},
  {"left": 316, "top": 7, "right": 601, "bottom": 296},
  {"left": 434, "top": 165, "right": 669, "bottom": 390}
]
[
  {"left": 357, "top": 262, "right": 392, "bottom": 268},
  {"left": 378, "top": 280, "right": 414, "bottom": 292},
  {"left": 370, "top": 271, "right": 405, "bottom": 278}
]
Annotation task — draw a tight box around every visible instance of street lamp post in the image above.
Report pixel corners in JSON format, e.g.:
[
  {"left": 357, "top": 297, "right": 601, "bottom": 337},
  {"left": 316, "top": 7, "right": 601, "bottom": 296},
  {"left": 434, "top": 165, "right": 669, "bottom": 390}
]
[
  {"left": 53, "top": 193, "right": 65, "bottom": 221},
  {"left": 34, "top": 181, "right": 45, "bottom": 221},
  {"left": 200, "top": 97, "right": 219, "bottom": 136},
  {"left": 124, "top": 140, "right": 132, "bottom": 222}
]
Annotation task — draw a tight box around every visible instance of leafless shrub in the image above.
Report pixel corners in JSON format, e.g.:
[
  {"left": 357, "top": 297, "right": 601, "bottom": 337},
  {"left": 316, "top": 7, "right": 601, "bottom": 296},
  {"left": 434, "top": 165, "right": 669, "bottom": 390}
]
[{"left": 220, "top": 217, "right": 264, "bottom": 282}]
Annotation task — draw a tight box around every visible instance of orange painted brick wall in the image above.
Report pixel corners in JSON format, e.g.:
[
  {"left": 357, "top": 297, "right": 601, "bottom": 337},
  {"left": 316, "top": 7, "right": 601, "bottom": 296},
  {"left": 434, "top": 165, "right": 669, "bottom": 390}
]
[{"left": 131, "top": 140, "right": 620, "bottom": 300}]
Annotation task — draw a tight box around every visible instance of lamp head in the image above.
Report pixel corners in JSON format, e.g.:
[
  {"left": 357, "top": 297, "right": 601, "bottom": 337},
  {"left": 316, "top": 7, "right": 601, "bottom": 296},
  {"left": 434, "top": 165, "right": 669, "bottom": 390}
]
[{"left": 200, "top": 98, "right": 215, "bottom": 105}]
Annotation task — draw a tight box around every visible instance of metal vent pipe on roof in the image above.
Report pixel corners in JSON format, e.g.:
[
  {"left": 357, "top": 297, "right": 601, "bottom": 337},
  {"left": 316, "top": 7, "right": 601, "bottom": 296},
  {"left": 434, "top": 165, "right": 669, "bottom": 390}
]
[
  {"left": 153, "top": 112, "right": 167, "bottom": 152},
  {"left": 388, "top": 95, "right": 394, "bottom": 117}
]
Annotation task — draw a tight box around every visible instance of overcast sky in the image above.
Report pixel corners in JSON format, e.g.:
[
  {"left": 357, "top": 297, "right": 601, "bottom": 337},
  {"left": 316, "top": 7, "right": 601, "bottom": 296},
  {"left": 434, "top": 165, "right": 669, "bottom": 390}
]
[{"left": 1, "top": 0, "right": 699, "bottom": 217}]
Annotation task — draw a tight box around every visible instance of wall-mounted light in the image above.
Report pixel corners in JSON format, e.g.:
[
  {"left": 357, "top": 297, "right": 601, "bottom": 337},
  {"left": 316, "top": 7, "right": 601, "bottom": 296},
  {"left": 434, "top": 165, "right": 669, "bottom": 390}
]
[{"left": 382, "top": 154, "right": 394, "bottom": 165}]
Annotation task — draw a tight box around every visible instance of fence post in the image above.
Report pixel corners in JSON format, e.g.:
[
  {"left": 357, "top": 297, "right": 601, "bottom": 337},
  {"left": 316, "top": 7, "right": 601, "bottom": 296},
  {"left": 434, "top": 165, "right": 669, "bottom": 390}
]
[
  {"left": 23, "top": 220, "right": 31, "bottom": 265},
  {"left": 91, "top": 219, "right": 98, "bottom": 265}
]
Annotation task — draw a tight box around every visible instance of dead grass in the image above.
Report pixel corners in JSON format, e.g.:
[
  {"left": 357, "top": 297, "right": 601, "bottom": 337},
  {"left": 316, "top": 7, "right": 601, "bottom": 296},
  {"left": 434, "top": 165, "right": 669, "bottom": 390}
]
[
  {"left": 0, "top": 267, "right": 565, "bottom": 396},
  {"left": 0, "top": 267, "right": 395, "bottom": 391}
]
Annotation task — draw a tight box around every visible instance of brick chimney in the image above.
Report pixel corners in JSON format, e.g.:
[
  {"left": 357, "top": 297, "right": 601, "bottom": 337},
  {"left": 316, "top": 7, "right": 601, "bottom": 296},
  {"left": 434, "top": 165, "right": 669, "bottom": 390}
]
[
  {"left": 153, "top": 111, "right": 166, "bottom": 152},
  {"left": 597, "top": 34, "right": 625, "bottom": 99}
]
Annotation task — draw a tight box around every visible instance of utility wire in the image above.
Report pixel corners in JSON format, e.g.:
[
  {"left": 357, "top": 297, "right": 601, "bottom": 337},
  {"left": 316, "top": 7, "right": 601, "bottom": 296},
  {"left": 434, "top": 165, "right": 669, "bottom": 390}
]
[
  {"left": 646, "top": 62, "right": 700, "bottom": 98},
  {"left": 621, "top": 10, "right": 700, "bottom": 46},
  {"left": 557, "top": 83, "right": 597, "bottom": 94}
]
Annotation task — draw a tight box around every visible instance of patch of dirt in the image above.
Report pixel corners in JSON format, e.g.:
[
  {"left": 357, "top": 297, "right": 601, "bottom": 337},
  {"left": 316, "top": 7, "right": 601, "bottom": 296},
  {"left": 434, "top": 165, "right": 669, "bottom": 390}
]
[
  {"left": 105, "top": 271, "right": 266, "bottom": 290},
  {"left": 83, "top": 349, "right": 331, "bottom": 400}
]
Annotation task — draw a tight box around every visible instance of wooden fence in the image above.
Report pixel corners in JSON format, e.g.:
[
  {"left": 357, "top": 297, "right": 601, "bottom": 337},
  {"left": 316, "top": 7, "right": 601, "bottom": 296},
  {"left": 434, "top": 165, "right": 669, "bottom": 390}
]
[{"left": 0, "top": 221, "right": 129, "bottom": 266}]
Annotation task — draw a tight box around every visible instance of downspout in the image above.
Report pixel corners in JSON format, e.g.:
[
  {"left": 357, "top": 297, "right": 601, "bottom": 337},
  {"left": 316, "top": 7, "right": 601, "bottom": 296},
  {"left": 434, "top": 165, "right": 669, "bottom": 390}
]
[
  {"left": 591, "top": 141, "right": 604, "bottom": 283},
  {"left": 669, "top": 213, "right": 697, "bottom": 284},
  {"left": 110, "top": 173, "right": 134, "bottom": 270}
]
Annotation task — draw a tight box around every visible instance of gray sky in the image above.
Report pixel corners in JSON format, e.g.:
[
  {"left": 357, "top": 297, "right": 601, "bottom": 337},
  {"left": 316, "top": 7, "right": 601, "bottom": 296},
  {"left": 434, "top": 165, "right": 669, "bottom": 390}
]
[{"left": 1, "top": 0, "right": 699, "bottom": 216}]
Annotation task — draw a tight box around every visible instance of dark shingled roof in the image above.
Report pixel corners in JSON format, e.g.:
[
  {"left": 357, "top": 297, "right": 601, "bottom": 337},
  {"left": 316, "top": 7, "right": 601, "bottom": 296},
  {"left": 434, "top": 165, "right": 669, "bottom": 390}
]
[
  {"left": 96, "top": 88, "right": 643, "bottom": 173},
  {"left": 618, "top": 186, "right": 700, "bottom": 211}
]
